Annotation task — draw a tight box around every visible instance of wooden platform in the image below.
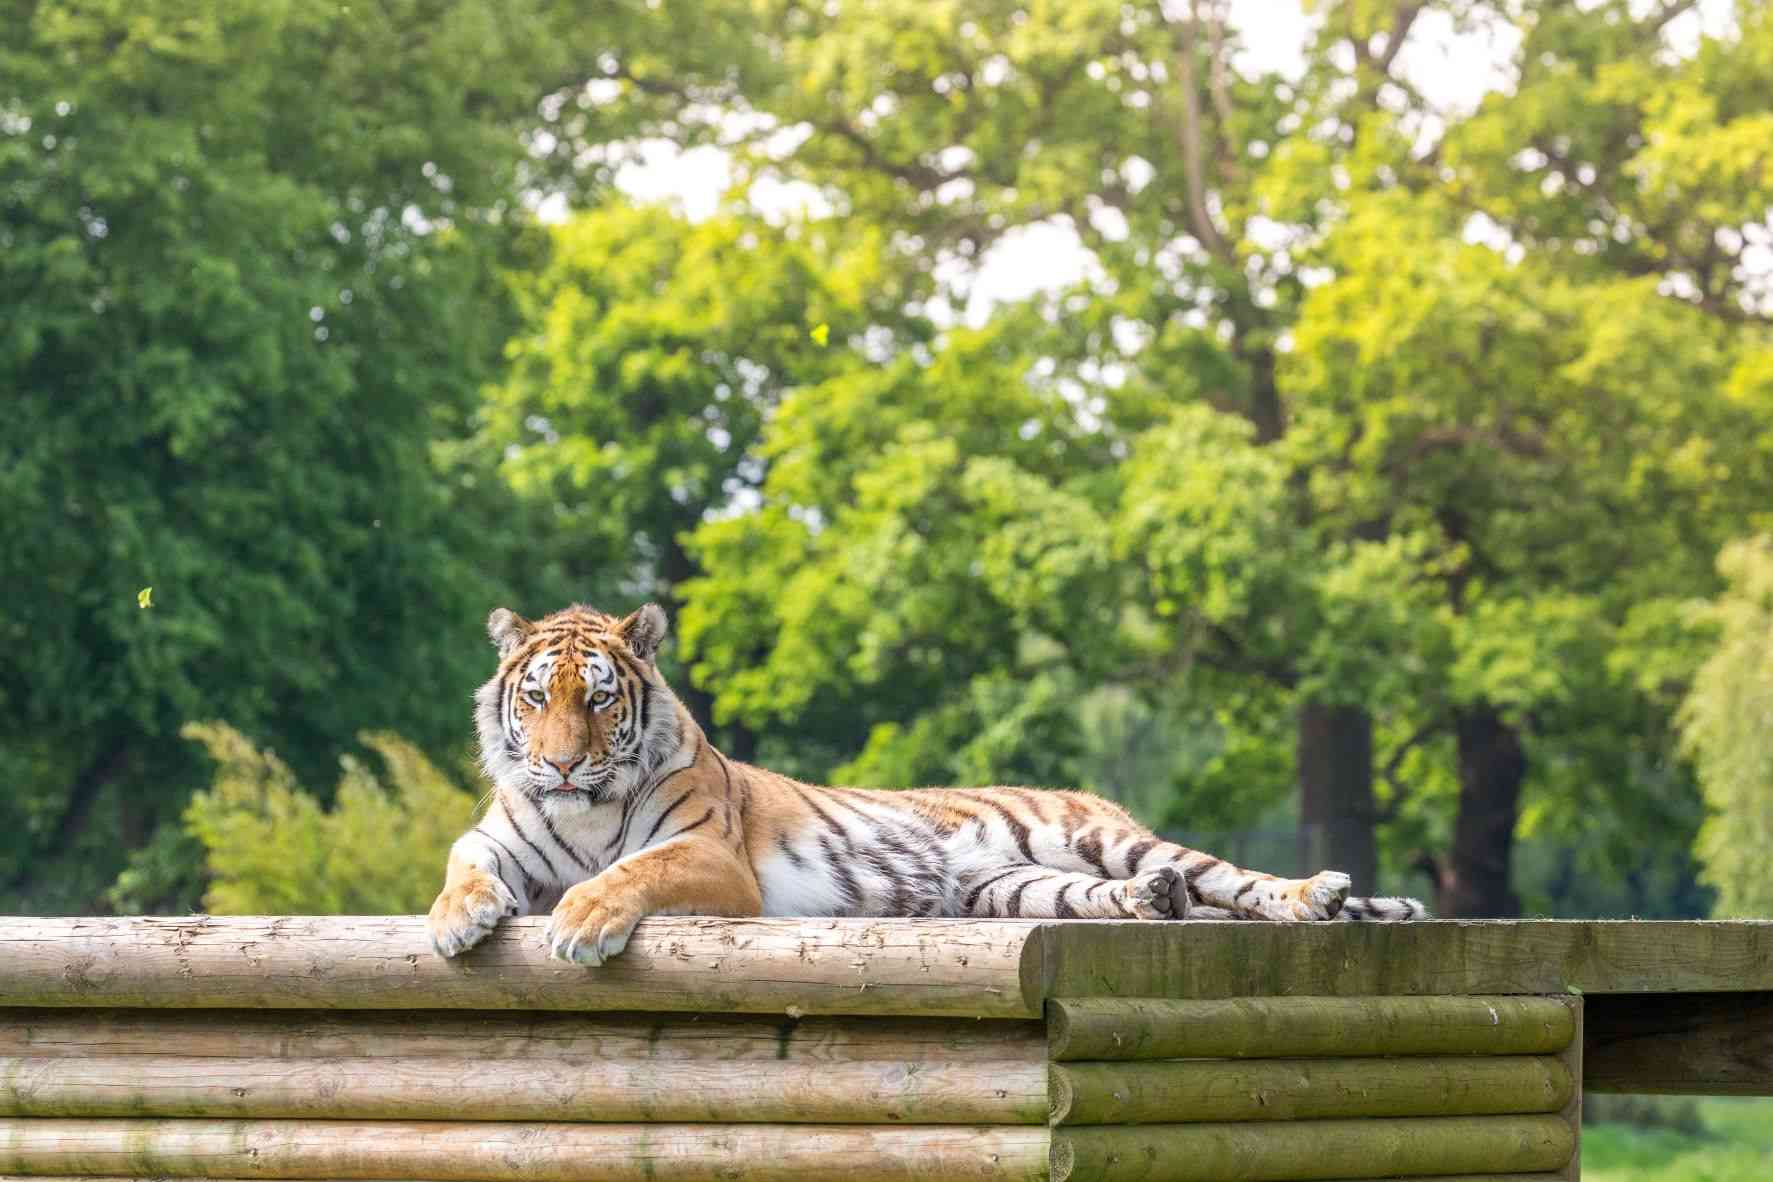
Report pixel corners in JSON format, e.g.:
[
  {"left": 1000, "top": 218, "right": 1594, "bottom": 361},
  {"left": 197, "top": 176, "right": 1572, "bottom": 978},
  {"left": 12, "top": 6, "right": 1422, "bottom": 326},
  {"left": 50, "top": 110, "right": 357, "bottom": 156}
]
[{"left": 0, "top": 916, "right": 1767, "bottom": 1181}]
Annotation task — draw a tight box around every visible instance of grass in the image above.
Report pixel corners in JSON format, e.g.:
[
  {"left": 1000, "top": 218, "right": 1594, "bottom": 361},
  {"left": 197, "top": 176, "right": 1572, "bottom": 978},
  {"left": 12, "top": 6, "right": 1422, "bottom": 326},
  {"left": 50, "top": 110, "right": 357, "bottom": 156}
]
[{"left": 1584, "top": 1098, "right": 1773, "bottom": 1182}]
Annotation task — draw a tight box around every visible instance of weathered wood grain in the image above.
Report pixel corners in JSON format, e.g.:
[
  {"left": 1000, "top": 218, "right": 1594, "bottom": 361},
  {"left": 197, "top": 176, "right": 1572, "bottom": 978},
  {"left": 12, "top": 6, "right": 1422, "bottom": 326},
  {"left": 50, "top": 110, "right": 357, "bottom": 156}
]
[
  {"left": 0, "top": 1008, "right": 1042, "bottom": 1064},
  {"left": 0, "top": 1053, "right": 1047, "bottom": 1124},
  {"left": 0, "top": 1177, "right": 1570, "bottom": 1182},
  {"left": 1050, "top": 1115, "right": 1574, "bottom": 1182},
  {"left": 0, "top": 917, "right": 1043, "bottom": 1018},
  {"left": 0, "top": 1119, "right": 1050, "bottom": 1181},
  {"left": 1036, "top": 920, "right": 1773, "bottom": 999},
  {"left": 1554, "top": 995, "right": 1582, "bottom": 1182},
  {"left": 1046, "top": 996, "right": 1574, "bottom": 1060},
  {"left": 1585, "top": 991, "right": 1773, "bottom": 1095},
  {"left": 1124, "top": 1177, "right": 1570, "bottom": 1182},
  {"left": 1049, "top": 1056, "right": 1572, "bottom": 1125}
]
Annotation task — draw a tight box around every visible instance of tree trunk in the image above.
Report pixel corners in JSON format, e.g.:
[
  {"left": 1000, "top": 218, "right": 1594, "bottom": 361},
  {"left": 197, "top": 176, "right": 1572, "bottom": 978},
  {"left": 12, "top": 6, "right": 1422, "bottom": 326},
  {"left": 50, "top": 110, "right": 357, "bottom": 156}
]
[
  {"left": 1237, "top": 329, "right": 1285, "bottom": 445},
  {"left": 1440, "top": 706, "right": 1525, "bottom": 918},
  {"left": 2, "top": 743, "right": 133, "bottom": 898},
  {"left": 1295, "top": 702, "right": 1377, "bottom": 893}
]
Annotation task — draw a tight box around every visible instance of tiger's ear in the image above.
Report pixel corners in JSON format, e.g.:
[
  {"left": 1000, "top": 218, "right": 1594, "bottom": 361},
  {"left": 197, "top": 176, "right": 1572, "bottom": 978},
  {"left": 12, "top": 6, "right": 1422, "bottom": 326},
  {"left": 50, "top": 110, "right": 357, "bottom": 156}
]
[
  {"left": 487, "top": 608, "right": 534, "bottom": 659},
  {"left": 619, "top": 603, "right": 668, "bottom": 663}
]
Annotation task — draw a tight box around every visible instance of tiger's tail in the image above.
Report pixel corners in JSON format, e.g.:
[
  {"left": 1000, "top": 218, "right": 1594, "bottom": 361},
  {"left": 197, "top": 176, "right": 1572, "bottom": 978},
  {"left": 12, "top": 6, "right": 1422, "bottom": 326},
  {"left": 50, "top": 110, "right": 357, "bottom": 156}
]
[{"left": 1337, "top": 894, "right": 1430, "bottom": 921}]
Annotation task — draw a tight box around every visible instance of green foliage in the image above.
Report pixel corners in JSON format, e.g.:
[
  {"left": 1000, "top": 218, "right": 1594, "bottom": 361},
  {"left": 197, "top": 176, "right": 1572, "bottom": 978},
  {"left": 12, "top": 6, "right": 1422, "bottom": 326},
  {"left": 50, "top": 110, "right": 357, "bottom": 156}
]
[
  {"left": 1583, "top": 1098, "right": 1773, "bottom": 1182},
  {"left": 180, "top": 722, "right": 476, "bottom": 916},
  {"left": 1681, "top": 537, "right": 1773, "bottom": 918},
  {"left": 13, "top": 0, "right": 1773, "bottom": 919},
  {"left": 0, "top": 0, "right": 686, "bottom": 910},
  {"left": 631, "top": 0, "right": 1773, "bottom": 909}
]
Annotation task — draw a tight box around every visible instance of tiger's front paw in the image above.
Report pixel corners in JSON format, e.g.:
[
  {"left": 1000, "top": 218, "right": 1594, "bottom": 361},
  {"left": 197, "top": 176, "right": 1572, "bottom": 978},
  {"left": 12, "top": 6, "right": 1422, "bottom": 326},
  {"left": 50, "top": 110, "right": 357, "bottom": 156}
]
[
  {"left": 427, "top": 870, "right": 520, "bottom": 958},
  {"left": 545, "top": 880, "right": 643, "bottom": 966}
]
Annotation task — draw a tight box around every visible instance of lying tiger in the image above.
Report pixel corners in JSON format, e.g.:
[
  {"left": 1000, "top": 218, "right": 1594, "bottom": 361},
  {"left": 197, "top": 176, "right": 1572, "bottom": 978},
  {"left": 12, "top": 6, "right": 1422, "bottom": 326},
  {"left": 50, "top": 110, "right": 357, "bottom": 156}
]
[{"left": 428, "top": 602, "right": 1425, "bottom": 963}]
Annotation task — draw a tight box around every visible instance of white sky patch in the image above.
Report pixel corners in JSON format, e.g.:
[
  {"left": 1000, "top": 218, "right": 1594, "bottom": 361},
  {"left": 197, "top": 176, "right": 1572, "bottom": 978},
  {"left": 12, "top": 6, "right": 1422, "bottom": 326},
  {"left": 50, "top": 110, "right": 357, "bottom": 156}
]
[
  {"left": 957, "top": 219, "right": 1106, "bottom": 327},
  {"left": 615, "top": 140, "right": 731, "bottom": 220},
  {"left": 1388, "top": 7, "right": 1522, "bottom": 117}
]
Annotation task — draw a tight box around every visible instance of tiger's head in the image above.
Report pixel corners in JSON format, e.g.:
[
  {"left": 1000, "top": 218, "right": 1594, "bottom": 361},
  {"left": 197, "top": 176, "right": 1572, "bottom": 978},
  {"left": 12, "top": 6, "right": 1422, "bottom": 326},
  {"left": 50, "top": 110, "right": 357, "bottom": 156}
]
[{"left": 474, "top": 602, "right": 675, "bottom": 808}]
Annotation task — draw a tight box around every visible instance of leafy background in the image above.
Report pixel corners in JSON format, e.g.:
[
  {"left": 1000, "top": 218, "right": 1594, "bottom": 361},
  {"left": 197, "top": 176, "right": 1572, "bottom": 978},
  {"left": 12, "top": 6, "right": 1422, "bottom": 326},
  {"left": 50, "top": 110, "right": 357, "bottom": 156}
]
[{"left": 5, "top": 2, "right": 1773, "bottom": 1172}]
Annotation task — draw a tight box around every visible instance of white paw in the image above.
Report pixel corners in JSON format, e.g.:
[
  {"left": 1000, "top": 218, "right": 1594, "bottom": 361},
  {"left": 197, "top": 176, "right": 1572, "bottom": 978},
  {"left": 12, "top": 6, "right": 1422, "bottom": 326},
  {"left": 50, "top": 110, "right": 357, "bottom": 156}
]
[
  {"left": 1267, "top": 869, "right": 1351, "bottom": 921},
  {"left": 1124, "top": 866, "right": 1188, "bottom": 919},
  {"left": 544, "top": 883, "right": 640, "bottom": 966},
  {"left": 427, "top": 873, "right": 521, "bottom": 958}
]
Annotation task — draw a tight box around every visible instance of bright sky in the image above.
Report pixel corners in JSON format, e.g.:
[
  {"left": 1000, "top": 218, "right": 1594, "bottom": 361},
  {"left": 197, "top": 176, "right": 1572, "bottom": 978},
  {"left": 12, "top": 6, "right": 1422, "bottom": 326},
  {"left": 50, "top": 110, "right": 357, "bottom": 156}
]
[{"left": 593, "top": 0, "right": 1738, "bottom": 324}]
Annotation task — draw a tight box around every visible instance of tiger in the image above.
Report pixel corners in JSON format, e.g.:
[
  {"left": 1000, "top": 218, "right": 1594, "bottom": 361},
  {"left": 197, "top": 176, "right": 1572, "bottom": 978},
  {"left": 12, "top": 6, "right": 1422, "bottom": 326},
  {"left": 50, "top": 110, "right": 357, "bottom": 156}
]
[{"left": 427, "top": 602, "right": 1426, "bottom": 964}]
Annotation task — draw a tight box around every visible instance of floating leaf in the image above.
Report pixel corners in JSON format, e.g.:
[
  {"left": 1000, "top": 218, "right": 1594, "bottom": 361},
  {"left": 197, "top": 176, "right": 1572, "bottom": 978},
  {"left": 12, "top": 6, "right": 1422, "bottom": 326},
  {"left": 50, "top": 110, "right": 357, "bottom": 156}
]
[{"left": 137, "top": 587, "right": 153, "bottom": 609}]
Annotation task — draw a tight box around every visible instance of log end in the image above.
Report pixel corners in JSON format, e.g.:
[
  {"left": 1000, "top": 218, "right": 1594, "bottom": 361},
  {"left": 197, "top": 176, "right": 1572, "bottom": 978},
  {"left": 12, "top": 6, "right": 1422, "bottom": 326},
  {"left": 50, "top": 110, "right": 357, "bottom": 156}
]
[
  {"left": 1046, "top": 1065, "right": 1074, "bottom": 1127},
  {"left": 1048, "top": 1131, "right": 1075, "bottom": 1182},
  {"left": 1045, "top": 999, "right": 1073, "bottom": 1061}
]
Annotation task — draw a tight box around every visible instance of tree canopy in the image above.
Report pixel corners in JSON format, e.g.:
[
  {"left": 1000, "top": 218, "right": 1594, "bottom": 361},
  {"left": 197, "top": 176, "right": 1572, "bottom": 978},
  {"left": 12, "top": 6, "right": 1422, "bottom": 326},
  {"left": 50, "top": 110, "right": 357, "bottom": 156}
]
[{"left": 5, "top": 0, "right": 1771, "bottom": 919}]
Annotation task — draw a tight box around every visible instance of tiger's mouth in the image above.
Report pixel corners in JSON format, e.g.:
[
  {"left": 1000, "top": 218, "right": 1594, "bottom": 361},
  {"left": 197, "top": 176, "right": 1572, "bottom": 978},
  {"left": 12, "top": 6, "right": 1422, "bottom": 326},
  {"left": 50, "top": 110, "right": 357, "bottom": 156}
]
[{"left": 540, "top": 768, "right": 615, "bottom": 794}]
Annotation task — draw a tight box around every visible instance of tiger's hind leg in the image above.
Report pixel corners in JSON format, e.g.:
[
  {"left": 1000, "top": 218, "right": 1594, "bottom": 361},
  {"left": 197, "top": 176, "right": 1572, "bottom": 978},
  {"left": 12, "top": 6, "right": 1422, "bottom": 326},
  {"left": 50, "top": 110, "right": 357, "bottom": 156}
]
[
  {"left": 957, "top": 862, "right": 1189, "bottom": 919},
  {"left": 1126, "top": 840, "right": 1354, "bottom": 921}
]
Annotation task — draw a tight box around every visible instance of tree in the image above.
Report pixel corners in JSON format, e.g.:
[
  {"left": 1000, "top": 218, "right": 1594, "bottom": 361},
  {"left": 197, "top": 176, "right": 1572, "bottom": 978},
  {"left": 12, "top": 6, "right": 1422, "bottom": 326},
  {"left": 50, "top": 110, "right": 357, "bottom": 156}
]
[
  {"left": 0, "top": 0, "right": 695, "bottom": 911},
  {"left": 586, "top": 0, "right": 1473, "bottom": 895},
  {"left": 616, "top": 0, "right": 1773, "bottom": 912},
  {"left": 482, "top": 202, "right": 926, "bottom": 757},
  {"left": 1682, "top": 537, "right": 1773, "bottom": 919}
]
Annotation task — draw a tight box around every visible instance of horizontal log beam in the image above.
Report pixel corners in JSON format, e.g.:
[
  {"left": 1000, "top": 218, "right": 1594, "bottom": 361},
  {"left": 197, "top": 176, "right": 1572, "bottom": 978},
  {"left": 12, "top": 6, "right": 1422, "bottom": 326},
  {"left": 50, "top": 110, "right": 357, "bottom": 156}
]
[
  {"left": 0, "top": 1053, "right": 1047, "bottom": 1124},
  {"left": 7, "top": 919, "right": 1773, "bottom": 1017},
  {"left": 1047, "top": 996, "right": 1574, "bottom": 1060},
  {"left": 0, "top": 1177, "right": 1574, "bottom": 1182},
  {"left": 0, "top": 1119, "right": 1049, "bottom": 1182},
  {"left": 1585, "top": 990, "right": 1773, "bottom": 1095},
  {"left": 0, "top": 917, "right": 1042, "bottom": 1018},
  {"left": 1036, "top": 919, "right": 1773, "bottom": 999},
  {"left": 1091, "top": 1177, "right": 1572, "bottom": 1182},
  {"left": 0, "top": 1008, "right": 1042, "bottom": 1064},
  {"left": 1050, "top": 1055, "right": 1572, "bottom": 1125},
  {"left": 1051, "top": 1115, "right": 1574, "bottom": 1182}
]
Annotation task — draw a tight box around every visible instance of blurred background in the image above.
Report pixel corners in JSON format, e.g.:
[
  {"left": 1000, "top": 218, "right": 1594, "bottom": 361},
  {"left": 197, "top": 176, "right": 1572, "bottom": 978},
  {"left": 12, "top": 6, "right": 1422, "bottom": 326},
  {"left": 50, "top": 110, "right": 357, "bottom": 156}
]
[{"left": 4, "top": 0, "right": 1771, "bottom": 1172}]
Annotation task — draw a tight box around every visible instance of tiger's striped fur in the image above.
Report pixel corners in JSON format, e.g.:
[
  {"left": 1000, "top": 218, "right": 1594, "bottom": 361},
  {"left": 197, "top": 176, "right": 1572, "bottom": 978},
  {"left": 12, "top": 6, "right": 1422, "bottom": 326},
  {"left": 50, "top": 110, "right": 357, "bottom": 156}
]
[{"left": 427, "top": 603, "right": 1426, "bottom": 963}]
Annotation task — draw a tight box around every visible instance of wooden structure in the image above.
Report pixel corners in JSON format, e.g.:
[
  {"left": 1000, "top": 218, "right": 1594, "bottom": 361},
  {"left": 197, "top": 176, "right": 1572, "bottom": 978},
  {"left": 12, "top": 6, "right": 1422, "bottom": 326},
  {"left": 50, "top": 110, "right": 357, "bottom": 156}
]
[{"left": 0, "top": 916, "right": 1769, "bottom": 1180}]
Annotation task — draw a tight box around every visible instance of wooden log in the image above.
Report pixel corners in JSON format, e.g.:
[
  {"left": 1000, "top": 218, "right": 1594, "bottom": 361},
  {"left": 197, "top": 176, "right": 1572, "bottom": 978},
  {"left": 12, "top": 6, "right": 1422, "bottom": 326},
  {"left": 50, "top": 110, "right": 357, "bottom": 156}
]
[
  {"left": 1035, "top": 919, "right": 1773, "bottom": 999},
  {"left": 1075, "top": 1177, "right": 1572, "bottom": 1182},
  {"left": 0, "top": 1119, "right": 1049, "bottom": 1182},
  {"left": 0, "top": 1177, "right": 1574, "bottom": 1182},
  {"left": 0, "top": 1008, "right": 1043, "bottom": 1064},
  {"left": 1584, "top": 990, "right": 1773, "bottom": 1095},
  {"left": 1049, "top": 1056, "right": 1572, "bottom": 1125},
  {"left": 1553, "top": 995, "right": 1581, "bottom": 1182},
  {"left": 1087, "top": 1178, "right": 1572, "bottom": 1182},
  {"left": 1047, "top": 996, "right": 1574, "bottom": 1060},
  {"left": 0, "top": 917, "right": 1042, "bottom": 1019},
  {"left": 0, "top": 1053, "right": 1047, "bottom": 1124},
  {"left": 1050, "top": 1115, "right": 1574, "bottom": 1182}
]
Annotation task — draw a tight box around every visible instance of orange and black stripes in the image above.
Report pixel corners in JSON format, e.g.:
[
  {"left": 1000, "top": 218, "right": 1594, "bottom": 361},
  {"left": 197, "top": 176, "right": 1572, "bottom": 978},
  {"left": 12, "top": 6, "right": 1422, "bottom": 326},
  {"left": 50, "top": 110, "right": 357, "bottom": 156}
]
[{"left": 428, "top": 603, "right": 1427, "bottom": 964}]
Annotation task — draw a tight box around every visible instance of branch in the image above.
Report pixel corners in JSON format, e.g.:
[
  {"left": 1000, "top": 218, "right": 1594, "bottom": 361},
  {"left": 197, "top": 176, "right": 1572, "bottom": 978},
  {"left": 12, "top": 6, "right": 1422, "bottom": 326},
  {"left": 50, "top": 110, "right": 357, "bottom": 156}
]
[
  {"left": 1374, "top": 3, "right": 1426, "bottom": 76},
  {"left": 1172, "top": 0, "right": 1236, "bottom": 264},
  {"left": 1374, "top": 717, "right": 1445, "bottom": 823},
  {"left": 1649, "top": 0, "right": 1701, "bottom": 34},
  {"left": 1204, "top": 0, "right": 1240, "bottom": 180},
  {"left": 809, "top": 116, "right": 960, "bottom": 189}
]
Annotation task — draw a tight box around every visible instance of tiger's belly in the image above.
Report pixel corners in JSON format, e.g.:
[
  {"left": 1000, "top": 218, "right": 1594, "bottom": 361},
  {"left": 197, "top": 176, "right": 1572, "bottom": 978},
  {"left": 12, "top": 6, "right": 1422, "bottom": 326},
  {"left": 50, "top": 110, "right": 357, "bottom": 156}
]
[{"left": 752, "top": 833, "right": 952, "bottom": 917}]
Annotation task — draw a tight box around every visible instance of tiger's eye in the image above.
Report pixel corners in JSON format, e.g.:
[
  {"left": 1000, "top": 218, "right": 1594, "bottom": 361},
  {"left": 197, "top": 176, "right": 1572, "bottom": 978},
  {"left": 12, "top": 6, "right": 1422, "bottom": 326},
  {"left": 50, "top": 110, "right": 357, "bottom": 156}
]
[
  {"left": 524, "top": 689, "right": 545, "bottom": 706},
  {"left": 591, "top": 690, "right": 613, "bottom": 706}
]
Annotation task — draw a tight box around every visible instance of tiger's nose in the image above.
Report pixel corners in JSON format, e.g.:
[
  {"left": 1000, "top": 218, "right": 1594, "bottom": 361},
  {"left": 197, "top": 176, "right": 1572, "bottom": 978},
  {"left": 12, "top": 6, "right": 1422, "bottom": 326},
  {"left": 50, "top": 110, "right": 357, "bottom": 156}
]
[{"left": 545, "top": 755, "right": 584, "bottom": 777}]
